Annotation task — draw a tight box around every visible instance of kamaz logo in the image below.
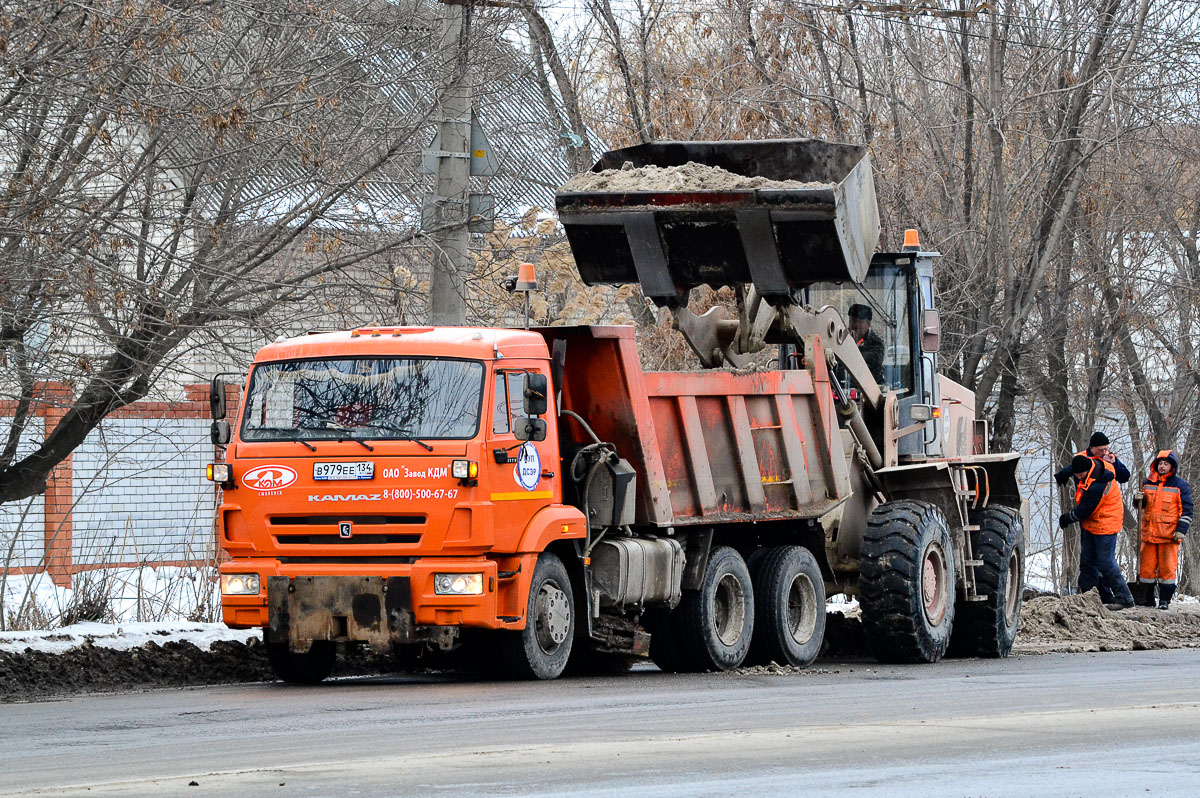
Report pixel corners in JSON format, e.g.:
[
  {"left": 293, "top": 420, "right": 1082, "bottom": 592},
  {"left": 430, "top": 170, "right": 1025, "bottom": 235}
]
[{"left": 307, "top": 494, "right": 382, "bottom": 502}]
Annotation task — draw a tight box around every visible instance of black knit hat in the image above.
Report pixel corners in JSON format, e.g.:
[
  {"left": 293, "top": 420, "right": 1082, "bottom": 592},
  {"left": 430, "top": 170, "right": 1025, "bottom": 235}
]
[
  {"left": 1088, "top": 431, "right": 1109, "bottom": 448},
  {"left": 1071, "top": 454, "right": 1093, "bottom": 474}
]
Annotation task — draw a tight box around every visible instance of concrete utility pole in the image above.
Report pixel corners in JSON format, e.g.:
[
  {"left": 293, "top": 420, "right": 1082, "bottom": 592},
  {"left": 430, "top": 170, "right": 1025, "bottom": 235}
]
[{"left": 429, "top": 0, "right": 473, "bottom": 326}]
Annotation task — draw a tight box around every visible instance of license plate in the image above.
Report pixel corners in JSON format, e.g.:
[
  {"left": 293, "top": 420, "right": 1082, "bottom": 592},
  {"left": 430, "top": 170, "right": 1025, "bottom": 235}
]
[{"left": 313, "top": 461, "right": 374, "bottom": 481}]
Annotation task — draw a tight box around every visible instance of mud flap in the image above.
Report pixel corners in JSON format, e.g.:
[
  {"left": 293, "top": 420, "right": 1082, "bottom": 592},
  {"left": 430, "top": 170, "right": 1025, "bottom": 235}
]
[{"left": 268, "top": 575, "right": 414, "bottom": 653}]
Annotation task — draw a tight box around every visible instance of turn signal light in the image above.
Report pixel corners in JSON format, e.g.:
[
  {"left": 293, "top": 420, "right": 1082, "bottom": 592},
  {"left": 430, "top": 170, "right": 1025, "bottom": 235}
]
[{"left": 452, "top": 459, "right": 478, "bottom": 480}]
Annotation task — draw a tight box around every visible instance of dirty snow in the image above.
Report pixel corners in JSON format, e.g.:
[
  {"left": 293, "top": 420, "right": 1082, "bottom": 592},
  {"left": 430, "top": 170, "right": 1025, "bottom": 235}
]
[
  {"left": 560, "top": 162, "right": 832, "bottom": 192},
  {"left": 0, "top": 621, "right": 258, "bottom": 655}
]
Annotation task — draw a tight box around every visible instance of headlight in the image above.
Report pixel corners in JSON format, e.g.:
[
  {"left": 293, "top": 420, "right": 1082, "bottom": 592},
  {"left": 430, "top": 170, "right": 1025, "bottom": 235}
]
[
  {"left": 221, "top": 573, "right": 261, "bottom": 595},
  {"left": 206, "top": 463, "right": 232, "bottom": 483},
  {"left": 434, "top": 573, "right": 483, "bottom": 595},
  {"left": 452, "top": 460, "right": 478, "bottom": 480}
]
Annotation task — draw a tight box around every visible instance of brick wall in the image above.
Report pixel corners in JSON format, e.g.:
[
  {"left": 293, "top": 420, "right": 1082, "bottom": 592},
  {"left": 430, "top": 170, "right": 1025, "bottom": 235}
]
[
  {"left": 1, "top": 383, "right": 224, "bottom": 586},
  {"left": 0, "top": 417, "right": 46, "bottom": 570}
]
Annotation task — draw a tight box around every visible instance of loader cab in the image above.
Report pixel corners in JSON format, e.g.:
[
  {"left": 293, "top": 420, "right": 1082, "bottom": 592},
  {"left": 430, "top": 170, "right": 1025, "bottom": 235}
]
[{"left": 807, "top": 243, "right": 944, "bottom": 460}]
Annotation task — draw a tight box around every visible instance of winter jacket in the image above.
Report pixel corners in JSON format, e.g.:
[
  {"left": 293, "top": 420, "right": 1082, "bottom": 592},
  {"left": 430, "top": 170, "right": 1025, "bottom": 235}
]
[{"left": 1139, "top": 450, "right": 1193, "bottom": 543}]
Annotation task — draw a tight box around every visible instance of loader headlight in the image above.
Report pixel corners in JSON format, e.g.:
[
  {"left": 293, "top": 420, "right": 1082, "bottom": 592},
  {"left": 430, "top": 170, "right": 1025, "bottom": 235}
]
[
  {"left": 434, "top": 573, "right": 483, "bottom": 595},
  {"left": 221, "top": 573, "right": 261, "bottom": 595}
]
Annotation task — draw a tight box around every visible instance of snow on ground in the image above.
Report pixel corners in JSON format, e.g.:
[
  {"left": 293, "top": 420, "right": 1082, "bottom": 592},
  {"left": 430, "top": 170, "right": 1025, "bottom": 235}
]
[
  {"left": 2, "top": 566, "right": 220, "bottom": 629},
  {"left": 0, "top": 621, "right": 259, "bottom": 655}
]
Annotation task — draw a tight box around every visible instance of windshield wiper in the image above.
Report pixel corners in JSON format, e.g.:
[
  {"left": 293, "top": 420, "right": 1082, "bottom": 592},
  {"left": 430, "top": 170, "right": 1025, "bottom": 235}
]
[
  {"left": 358, "top": 423, "right": 434, "bottom": 451},
  {"left": 281, "top": 434, "right": 317, "bottom": 452},
  {"left": 338, "top": 437, "right": 375, "bottom": 452}
]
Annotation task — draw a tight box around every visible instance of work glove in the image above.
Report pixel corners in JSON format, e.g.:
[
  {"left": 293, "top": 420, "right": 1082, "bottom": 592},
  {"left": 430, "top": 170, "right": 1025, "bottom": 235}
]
[
  {"left": 1055, "top": 472, "right": 1069, "bottom": 487},
  {"left": 1174, "top": 529, "right": 1186, "bottom": 541},
  {"left": 1059, "top": 512, "right": 1076, "bottom": 529},
  {"left": 1132, "top": 491, "right": 1144, "bottom": 508}
]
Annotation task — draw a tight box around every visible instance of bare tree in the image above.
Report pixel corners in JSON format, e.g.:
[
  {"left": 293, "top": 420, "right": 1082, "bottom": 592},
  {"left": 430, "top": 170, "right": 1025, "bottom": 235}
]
[{"left": 0, "top": 0, "right": 446, "bottom": 504}]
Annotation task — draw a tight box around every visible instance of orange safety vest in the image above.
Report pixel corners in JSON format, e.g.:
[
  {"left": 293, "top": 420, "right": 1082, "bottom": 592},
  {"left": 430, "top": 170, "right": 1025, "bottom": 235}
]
[
  {"left": 1141, "top": 451, "right": 1184, "bottom": 544},
  {"left": 1075, "top": 468, "right": 1123, "bottom": 535}
]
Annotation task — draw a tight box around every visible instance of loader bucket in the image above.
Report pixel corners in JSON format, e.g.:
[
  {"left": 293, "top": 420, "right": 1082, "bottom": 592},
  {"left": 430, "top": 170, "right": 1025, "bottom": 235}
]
[{"left": 555, "top": 139, "right": 880, "bottom": 306}]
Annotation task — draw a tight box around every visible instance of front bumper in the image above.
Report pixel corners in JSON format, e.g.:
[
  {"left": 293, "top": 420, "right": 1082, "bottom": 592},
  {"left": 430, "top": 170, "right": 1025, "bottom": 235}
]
[{"left": 220, "top": 558, "right": 505, "bottom": 648}]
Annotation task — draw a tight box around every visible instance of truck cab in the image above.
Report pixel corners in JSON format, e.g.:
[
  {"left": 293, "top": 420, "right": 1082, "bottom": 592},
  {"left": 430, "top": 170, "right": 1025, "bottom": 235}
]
[{"left": 212, "top": 327, "right": 585, "bottom": 680}]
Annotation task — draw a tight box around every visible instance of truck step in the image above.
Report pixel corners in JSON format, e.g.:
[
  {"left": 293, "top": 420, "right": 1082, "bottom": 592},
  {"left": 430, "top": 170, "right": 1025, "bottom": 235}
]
[
  {"left": 963, "top": 559, "right": 984, "bottom": 567},
  {"left": 965, "top": 594, "right": 990, "bottom": 602}
]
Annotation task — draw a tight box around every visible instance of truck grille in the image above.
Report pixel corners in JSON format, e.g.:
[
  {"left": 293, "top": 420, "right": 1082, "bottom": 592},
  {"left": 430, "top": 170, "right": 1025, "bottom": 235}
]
[
  {"left": 269, "top": 515, "right": 424, "bottom": 546},
  {"left": 270, "top": 515, "right": 424, "bottom": 526}
]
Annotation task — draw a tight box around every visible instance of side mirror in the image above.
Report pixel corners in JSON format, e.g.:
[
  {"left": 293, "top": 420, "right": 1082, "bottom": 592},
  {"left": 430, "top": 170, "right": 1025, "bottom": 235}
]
[
  {"left": 523, "top": 373, "right": 548, "bottom": 416},
  {"left": 921, "top": 309, "right": 941, "bottom": 353},
  {"left": 211, "top": 420, "right": 231, "bottom": 446},
  {"left": 513, "top": 417, "right": 547, "bottom": 442},
  {"left": 210, "top": 376, "right": 227, "bottom": 420}
]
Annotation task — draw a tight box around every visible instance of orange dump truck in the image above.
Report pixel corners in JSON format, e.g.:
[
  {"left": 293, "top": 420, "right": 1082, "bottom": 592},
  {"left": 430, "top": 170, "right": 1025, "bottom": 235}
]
[{"left": 209, "top": 139, "right": 1023, "bottom": 682}]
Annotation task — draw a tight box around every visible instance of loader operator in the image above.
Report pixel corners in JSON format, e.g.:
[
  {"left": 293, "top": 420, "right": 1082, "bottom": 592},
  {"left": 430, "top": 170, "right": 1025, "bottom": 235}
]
[
  {"left": 1059, "top": 454, "right": 1136, "bottom": 610},
  {"left": 1132, "top": 450, "right": 1193, "bottom": 610},
  {"left": 847, "top": 303, "right": 885, "bottom": 383}
]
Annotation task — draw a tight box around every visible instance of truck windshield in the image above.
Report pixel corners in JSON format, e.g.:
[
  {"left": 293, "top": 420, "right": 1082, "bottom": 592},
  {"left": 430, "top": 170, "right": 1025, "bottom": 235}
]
[
  {"left": 240, "top": 357, "right": 484, "bottom": 441},
  {"left": 808, "top": 264, "right": 913, "bottom": 395}
]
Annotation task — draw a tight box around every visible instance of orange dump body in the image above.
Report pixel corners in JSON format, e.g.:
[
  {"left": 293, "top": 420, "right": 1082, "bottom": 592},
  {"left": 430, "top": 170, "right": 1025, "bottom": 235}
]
[{"left": 542, "top": 326, "right": 849, "bottom": 529}]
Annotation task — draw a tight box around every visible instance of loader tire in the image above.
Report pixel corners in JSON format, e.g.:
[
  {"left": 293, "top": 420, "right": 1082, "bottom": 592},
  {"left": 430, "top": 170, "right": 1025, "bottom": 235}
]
[
  {"left": 503, "top": 553, "right": 574, "bottom": 680},
  {"left": 948, "top": 506, "right": 1024, "bottom": 658},
  {"left": 858, "top": 500, "right": 956, "bottom": 664},
  {"left": 264, "top": 636, "right": 336, "bottom": 684},
  {"left": 749, "top": 546, "right": 826, "bottom": 668},
  {"left": 676, "top": 545, "right": 754, "bottom": 671}
]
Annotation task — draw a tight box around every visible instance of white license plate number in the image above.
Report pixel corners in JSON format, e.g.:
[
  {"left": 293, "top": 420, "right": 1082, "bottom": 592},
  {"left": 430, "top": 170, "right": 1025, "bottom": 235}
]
[{"left": 313, "top": 461, "right": 374, "bottom": 481}]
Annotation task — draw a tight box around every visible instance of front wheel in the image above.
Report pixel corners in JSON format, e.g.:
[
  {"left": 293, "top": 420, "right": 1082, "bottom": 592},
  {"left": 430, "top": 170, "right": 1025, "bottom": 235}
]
[
  {"left": 949, "top": 506, "right": 1024, "bottom": 658},
  {"left": 677, "top": 545, "right": 754, "bottom": 671},
  {"left": 503, "top": 553, "right": 574, "bottom": 679},
  {"left": 858, "top": 500, "right": 956, "bottom": 664},
  {"left": 264, "top": 634, "right": 337, "bottom": 684},
  {"left": 750, "top": 546, "right": 826, "bottom": 668}
]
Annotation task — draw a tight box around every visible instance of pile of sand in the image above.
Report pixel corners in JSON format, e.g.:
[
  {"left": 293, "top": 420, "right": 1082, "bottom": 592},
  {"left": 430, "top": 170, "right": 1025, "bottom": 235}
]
[
  {"left": 559, "top": 162, "right": 832, "bottom": 193},
  {"left": 1014, "top": 590, "right": 1200, "bottom": 654}
]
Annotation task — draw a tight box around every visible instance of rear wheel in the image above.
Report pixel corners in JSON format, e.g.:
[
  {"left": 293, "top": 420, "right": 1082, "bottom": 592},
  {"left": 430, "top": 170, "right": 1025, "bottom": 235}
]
[
  {"left": 264, "top": 634, "right": 337, "bottom": 684},
  {"left": 858, "top": 500, "right": 956, "bottom": 664},
  {"left": 949, "top": 506, "right": 1024, "bottom": 658},
  {"left": 749, "top": 546, "right": 826, "bottom": 668},
  {"left": 677, "top": 545, "right": 754, "bottom": 671},
  {"left": 504, "top": 553, "right": 574, "bottom": 679}
]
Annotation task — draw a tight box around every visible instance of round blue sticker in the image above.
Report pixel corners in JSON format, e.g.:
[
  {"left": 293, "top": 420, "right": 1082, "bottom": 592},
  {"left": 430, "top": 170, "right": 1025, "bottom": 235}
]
[{"left": 514, "top": 442, "right": 541, "bottom": 491}]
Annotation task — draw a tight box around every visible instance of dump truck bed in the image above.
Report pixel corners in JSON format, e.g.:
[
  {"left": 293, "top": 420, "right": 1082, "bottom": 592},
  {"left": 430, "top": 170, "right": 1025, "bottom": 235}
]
[
  {"left": 556, "top": 139, "right": 880, "bottom": 306},
  {"left": 540, "top": 326, "right": 850, "bottom": 526}
]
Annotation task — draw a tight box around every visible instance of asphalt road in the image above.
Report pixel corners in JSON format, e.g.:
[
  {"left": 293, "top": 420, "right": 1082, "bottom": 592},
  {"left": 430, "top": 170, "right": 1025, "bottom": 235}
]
[{"left": 3, "top": 649, "right": 1199, "bottom": 797}]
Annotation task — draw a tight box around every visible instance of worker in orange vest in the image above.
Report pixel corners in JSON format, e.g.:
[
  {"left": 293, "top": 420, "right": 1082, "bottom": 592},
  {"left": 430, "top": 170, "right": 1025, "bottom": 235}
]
[
  {"left": 1054, "top": 431, "right": 1131, "bottom": 603},
  {"left": 1059, "top": 454, "right": 1136, "bottom": 609},
  {"left": 1133, "top": 450, "right": 1193, "bottom": 610}
]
